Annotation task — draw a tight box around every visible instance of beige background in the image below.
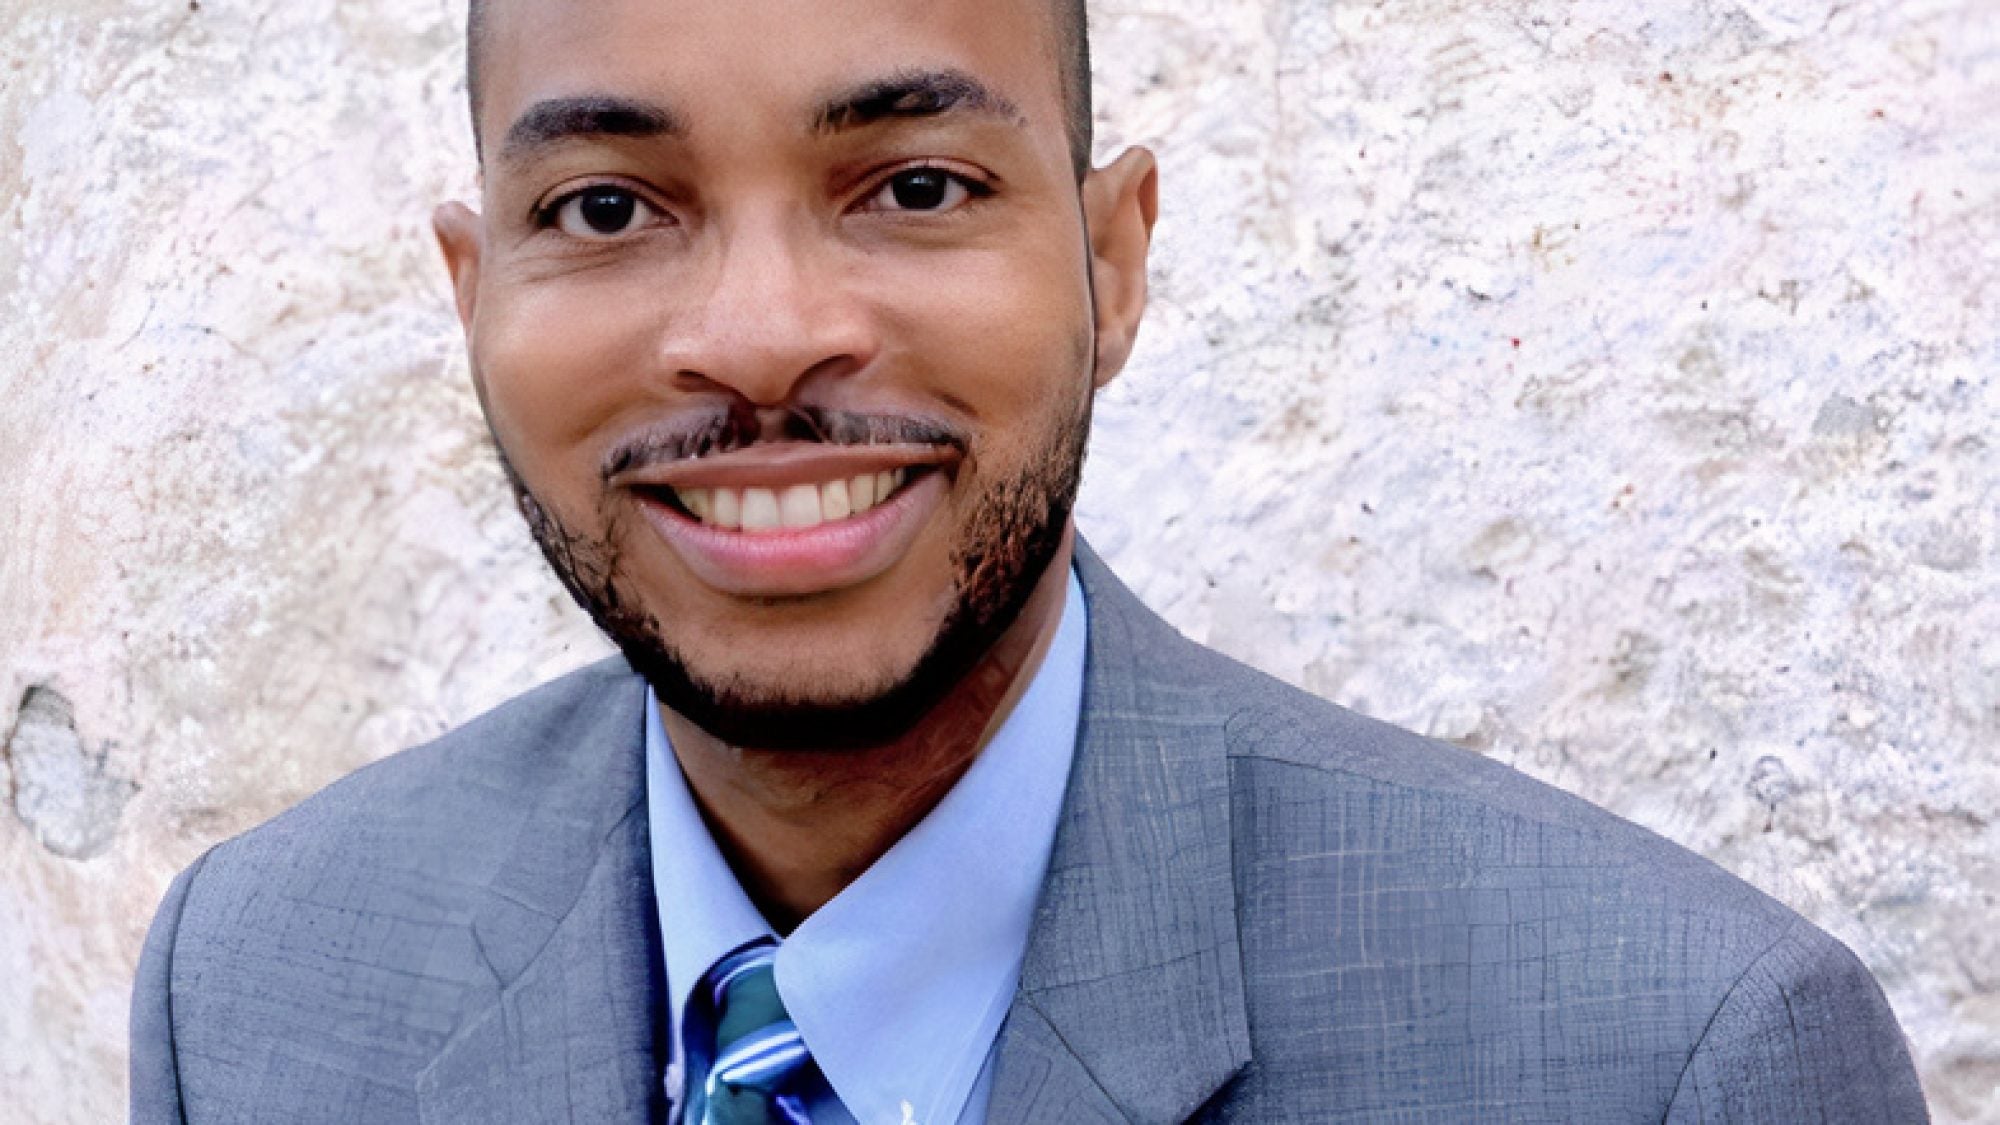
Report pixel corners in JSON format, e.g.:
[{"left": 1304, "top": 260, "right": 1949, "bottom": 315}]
[{"left": 2, "top": 0, "right": 1995, "bottom": 1119}]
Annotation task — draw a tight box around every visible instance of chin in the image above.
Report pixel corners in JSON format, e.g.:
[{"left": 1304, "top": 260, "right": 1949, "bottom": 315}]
[
  {"left": 607, "top": 604, "right": 950, "bottom": 750},
  {"left": 687, "top": 643, "right": 925, "bottom": 714},
  {"left": 643, "top": 654, "right": 947, "bottom": 752},
  {"left": 674, "top": 585, "right": 949, "bottom": 691}
]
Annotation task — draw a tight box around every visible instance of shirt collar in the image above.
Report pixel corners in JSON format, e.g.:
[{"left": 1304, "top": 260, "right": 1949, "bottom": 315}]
[
  {"left": 645, "top": 691, "right": 774, "bottom": 1066},
  {"left": 647, "top": 566, "right": 1088, "bottom": 1125}
]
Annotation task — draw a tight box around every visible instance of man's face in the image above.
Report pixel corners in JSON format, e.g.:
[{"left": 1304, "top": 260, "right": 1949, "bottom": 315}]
[{"left": 439, "top": 0, "right": 1153, "bottom": 747}]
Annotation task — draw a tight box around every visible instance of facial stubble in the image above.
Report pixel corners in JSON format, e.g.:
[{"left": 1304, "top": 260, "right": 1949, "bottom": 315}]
[{"left": 497, "top": 377, "right": 1092, "bottom": 752}]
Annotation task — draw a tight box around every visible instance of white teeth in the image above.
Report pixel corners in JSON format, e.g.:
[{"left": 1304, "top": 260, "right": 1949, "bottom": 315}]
[
  {"left": 820, "top": 479, "right": 851, "bottom": 521},
  {"left": 712, "top": 488, "right": 741, "bottom": 529},
  {"left": 673, "top": 468, "right": 917, "bottom": 531},
  {"left": 740, "top": 488, "right": 782, "bottom": 531},
  {"left": 779, "top": 484, "right": 822, "bottom": 528}
]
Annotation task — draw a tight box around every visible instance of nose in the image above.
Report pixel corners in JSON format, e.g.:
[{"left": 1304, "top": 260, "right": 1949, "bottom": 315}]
[{"left": 655, "top": 213, "right": 874, "bottom": 407}]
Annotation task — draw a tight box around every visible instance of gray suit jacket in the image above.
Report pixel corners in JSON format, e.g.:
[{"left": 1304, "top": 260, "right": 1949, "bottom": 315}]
[{"left": 132, "top": 545, "right": 1927, "bottom": 1122}]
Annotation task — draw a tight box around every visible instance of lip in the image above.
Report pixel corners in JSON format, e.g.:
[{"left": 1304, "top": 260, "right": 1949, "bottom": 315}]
[
  {"left": 612, "top": 442, "right": 960, "bottom": 492},
  {"left": 635, "top": 467, "right": 948, "bottom": 597}
]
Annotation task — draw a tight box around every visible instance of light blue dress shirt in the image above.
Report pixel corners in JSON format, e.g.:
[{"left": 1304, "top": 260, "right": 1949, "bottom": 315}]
[{"left": 646, "top": 568, "right": 1087, "bottom": 1125}]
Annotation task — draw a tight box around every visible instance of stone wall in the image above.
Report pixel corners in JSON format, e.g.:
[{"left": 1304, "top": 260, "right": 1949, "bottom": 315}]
[{"left": 1, "top": 0, "right": 1993, "bottom": 1119}]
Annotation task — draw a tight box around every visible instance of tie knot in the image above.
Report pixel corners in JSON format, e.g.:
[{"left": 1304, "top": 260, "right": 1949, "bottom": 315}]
[
  {"left": 685, "top": 939, "right": 816, "bottom": 1124},
  {"left": 707, "top": 941, "right": 788, "bottom": 1053}
]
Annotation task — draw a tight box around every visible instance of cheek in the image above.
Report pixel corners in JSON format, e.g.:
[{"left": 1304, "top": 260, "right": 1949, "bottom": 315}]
[
  {"left": 872, "top": 239, "right": 1094, "bottom": 447},
  {"left": 472, "top": 270, "right": 660, "bottom": 500}
]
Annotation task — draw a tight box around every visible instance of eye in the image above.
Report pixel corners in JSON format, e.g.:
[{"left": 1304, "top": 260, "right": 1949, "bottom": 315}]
[
  {"left": 860, "top": 167, "right": 986, "bottom": 214},
  {"left": 546, "top": 186, "right": 660, "bottom": 239}
]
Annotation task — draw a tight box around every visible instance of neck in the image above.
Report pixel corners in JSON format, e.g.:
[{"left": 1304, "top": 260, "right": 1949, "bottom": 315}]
[{"left": 662, "top": 531, "right": 1076, "bottom": 933}]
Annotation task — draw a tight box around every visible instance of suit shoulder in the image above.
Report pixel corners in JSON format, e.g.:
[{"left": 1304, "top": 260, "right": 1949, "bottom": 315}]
[
  {"left": 1190, "top": 641, "right": 1800, "bottom": 933},
  {"left": 1179, "top": 647, "right": 1916, "bottom": 1117},
  {"left": 141, "top": 658, "right": 649, "bottom": 1118},
  {"left": 176, "top": 657, "right": 640, "bottom": 922},
  {"left": 1667, "top": 919, "right": 1926, "bottom": 1121}
]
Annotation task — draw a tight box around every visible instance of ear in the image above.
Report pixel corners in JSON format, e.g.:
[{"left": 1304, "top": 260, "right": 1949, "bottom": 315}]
[
  {"left": 432, "top": 200, "right": 485, "bottom": 337},
  {"left": 1080, "top": 146, "right": 1159, "bottom": 388}
]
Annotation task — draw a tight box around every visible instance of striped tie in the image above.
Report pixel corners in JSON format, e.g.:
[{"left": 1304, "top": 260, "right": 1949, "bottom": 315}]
[{"left": 683, "top": 939, "right": 815, "bottom": 1125}]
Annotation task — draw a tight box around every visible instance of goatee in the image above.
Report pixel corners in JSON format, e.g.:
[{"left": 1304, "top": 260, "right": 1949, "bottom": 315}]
[{"left": 497, "top": 397, "right": 1090, "bottom": 751}]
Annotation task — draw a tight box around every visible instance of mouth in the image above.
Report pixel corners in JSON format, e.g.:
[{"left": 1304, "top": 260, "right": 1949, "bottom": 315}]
[
  {"left": 641, "top": 466, "right": 922, "bottom": 531},
  {"left": 617, "top": 443, "right": 956, "bottom": 598}
]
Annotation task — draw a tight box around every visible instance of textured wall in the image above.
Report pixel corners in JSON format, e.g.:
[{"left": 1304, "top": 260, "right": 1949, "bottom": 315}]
[{"left": 1, "top": 0, "right": 1993, "bottom": 1119}]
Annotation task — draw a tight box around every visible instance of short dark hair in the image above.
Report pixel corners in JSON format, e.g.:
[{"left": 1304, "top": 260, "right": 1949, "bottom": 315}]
[{"left": 466, "top": 0, "right": 1094, "bottom": 179}]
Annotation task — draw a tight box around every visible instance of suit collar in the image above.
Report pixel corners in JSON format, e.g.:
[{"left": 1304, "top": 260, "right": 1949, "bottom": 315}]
[
  {"left": 987, "top": 541, "right": 1252, "bottom": 1123},
  {"left": 416, "top": 666, "right": 670, "bottom": 1124}
]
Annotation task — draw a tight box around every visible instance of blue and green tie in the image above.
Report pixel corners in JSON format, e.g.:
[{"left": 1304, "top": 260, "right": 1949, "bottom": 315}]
[{"left": 683, "top": 939, "right": 815, "bottom": 1125}]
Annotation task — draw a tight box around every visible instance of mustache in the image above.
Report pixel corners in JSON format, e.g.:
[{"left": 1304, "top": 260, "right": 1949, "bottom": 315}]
[{"left": 600, "top": 404, "right": 970, "bottom": 484}]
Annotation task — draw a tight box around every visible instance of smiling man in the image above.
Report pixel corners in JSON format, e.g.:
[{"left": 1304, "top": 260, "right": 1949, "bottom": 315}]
[{"left": 130, "top": 1, "right": 1927, "bottom": 1122}]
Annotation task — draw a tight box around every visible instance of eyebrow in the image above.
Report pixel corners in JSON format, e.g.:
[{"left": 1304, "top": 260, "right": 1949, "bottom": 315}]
[
  {"left": 498, "top": 96, "right": 685, "bottom": 165},
  {"left": 813, "top": 68, "right": 1028, "bottom": 135},
  {"left": 494, "top": 68, "right": 1024, "bottom": 167}
]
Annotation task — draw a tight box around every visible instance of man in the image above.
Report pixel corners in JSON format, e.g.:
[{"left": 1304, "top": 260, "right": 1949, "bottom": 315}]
[{"left": 130, "top": 0, "right": 1927, "bottom": 1120}]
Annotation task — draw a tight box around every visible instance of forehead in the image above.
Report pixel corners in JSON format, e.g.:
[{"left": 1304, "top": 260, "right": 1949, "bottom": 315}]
[{"left": 478, "top": 0, "right": 1066, "bottom": 145}]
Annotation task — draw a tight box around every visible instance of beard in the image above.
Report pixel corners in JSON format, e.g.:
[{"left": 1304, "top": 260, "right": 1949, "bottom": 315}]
[{"left": 498, "top": 390, "right": 1091, "bottom": 752}]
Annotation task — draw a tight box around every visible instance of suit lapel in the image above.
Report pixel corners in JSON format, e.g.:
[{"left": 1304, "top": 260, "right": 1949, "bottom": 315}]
[
  {"left": 416, "top": 666, "right": 670, "bottom": 1124},
  {"left": 988, "top": 543, "right": 1252, "bottom": 1124}
]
